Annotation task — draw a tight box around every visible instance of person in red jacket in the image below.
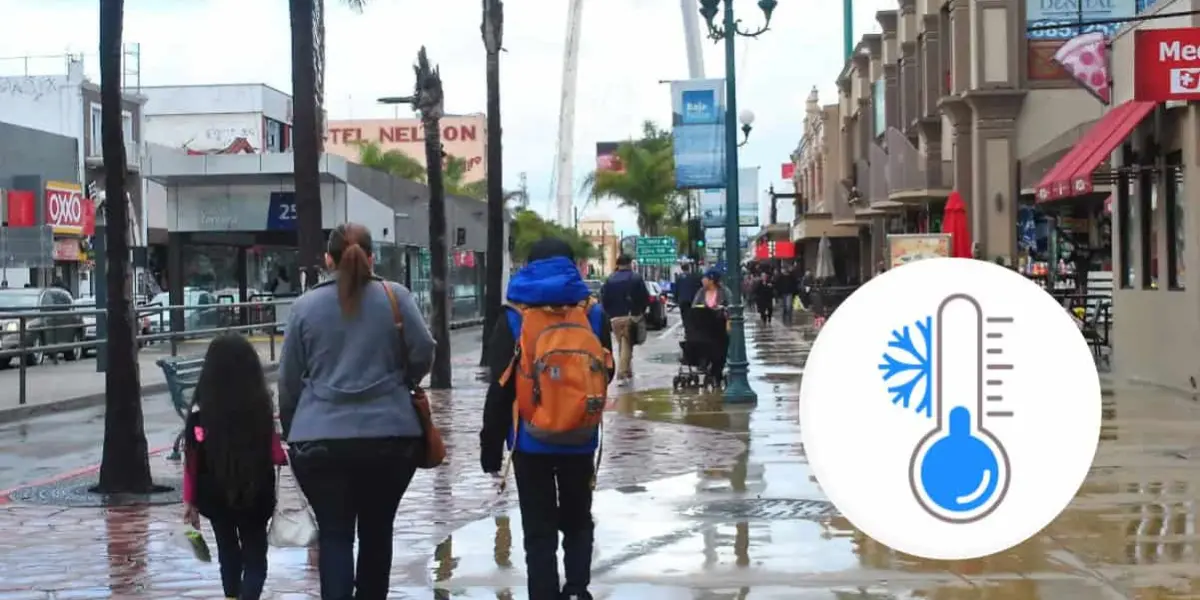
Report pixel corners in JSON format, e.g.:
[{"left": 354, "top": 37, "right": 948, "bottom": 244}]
[{"left": 182, "top": 334, "right": 287, "bottom": 600}]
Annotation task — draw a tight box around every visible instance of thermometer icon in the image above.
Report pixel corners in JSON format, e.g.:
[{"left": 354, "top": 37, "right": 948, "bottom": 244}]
[{"left": 908, "top": 294, "right": 1012, "bottom": 523}]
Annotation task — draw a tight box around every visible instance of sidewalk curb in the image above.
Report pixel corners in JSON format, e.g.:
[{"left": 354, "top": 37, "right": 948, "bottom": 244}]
[{"left": 0, "top": 364, "right": 280, "bottom": 426}]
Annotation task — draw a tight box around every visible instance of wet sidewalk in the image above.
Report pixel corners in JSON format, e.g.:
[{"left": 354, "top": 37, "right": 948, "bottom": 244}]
[{"left": 2, "top": 317, "right": 1200, "bottom": 598}]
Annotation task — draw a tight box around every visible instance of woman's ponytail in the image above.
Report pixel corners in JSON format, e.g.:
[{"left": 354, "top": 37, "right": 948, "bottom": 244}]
[{"left": 328, "top": 223, "right": 374, "bottom": 316}]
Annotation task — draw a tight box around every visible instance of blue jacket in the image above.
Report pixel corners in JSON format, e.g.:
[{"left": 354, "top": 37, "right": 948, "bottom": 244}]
[{"left": 479, "top": 257, "right": 614, "bottom": 472}]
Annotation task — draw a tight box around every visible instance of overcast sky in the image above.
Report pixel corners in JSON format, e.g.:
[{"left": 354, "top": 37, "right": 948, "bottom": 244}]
[{"left": 0, "top": 0, "right": 892, "bottom": 235}]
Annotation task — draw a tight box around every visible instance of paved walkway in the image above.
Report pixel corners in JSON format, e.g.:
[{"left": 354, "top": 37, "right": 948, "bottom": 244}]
[{"left": 3, "top": 315, "right": 1199, "bottom": 598}]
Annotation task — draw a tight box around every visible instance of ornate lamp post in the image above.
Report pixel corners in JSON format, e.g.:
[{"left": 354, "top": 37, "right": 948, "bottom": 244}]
[
  {"left": 698, "top": 0, "right": 775, "bottom": 404},
  {"left": 379, "top": 48, "right": 453, "bottom": 389}
]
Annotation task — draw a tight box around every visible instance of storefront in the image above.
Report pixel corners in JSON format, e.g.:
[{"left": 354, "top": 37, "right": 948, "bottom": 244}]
[
  {"left": 1101, "top": 15, "right": 1200, "bottom": 390},
  {"left": 43, "top": 181, "right": 95, "bottom": 296}
]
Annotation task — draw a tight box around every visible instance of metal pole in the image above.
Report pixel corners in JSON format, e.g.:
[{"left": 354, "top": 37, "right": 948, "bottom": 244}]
[
  {"left": 481, "top": 0, "right": 505, "bottom": 367},
  {"left": 844, "top": 0, "right": 854, "bottom": 59},
  {"left": 722, "top": 0, "right": 756, "bottom": 404}
]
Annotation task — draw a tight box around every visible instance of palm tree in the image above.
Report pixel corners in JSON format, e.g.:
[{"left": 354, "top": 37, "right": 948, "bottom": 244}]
[
  {"left": 354, "top": 140, "right": 426, "bottom": 182},
  {"left": 94, "top": 0, "right": 153, "bottom": 494},
  {"left": 580, "top": 121, "right": 681, "bottom": 236},
  {"left": 444, "top": 155, "right": 486, "bottom": 199},
  {"left": 289, "top": 0, "right": 366, "bottom": 289}
]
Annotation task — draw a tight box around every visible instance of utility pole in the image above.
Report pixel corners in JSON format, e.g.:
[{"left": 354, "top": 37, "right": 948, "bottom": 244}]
[
  {"left": 379, "top": 48, "right": 452, "bottom": 389},
  {"left": 481, "top": 0, "right": 504, "bottom": 367}
]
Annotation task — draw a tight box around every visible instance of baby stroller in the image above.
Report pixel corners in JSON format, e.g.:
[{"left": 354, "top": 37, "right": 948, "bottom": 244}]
[{"left": 673, "top": 305, "right": 728, "bottom": 391}]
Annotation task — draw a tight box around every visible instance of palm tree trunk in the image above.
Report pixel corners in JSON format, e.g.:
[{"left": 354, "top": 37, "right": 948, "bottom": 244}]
[
  {"left": 289, "top": 0, "right": 325, "bottom": 289},
  {"left": 480, "top": 0, "right": 504, "bottom": 366},
  {"left": 94, "top": 0, "right": 153, "bottom": 494}
]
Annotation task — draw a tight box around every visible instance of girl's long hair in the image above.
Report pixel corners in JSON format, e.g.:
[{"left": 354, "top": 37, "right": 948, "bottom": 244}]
[{"left": 191, "top": 334, "right": 275, "bottom": 509}]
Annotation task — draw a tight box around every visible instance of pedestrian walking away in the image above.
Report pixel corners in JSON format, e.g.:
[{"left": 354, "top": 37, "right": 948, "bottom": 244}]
[
  {"left": 183, "top": 334, "right": 288, "bottom": 600},
  {"left": 599, "top": 254, "right": 649, "bottom": 383},
  {"left": 776, "top": 265, "right": 798, "bottom": 323},
  {"left": 278, "top": 222, "right": 436, "bottom": 600},
  {"left": 480, "top": 238, "right": 615, "bottom": 600}
]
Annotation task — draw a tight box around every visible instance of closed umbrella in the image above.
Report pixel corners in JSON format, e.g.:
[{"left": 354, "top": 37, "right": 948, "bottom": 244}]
[
  {"left": 815, "top": 235, "right": 835, "bottom": 280},
  {"left": 942, "top": 190, "right": 972, "bottom": 258}
]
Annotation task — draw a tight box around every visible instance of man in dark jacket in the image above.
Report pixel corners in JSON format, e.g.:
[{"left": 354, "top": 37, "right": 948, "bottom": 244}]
[
  {"left": 599, "top": 254, "right": 649, "bottom": 383},
  {"left": 674, "top": 261, "right": 703, "bottom": 330},
  {"left": 480, "top": 238, "right": 613, "bottom": 600}
]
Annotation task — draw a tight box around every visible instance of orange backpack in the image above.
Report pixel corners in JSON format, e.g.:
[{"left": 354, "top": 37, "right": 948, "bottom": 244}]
[{"left": 499, "top": 299, "right": 613, "bottom": 445}]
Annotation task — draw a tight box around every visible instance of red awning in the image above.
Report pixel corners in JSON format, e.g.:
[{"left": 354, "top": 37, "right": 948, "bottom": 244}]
[{"left": 1035, "top": 100, "right": 1156, "bottom": 203}]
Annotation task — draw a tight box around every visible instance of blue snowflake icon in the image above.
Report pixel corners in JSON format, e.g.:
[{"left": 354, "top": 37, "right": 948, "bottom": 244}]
[{"left": 878, "top": 316, "right": 933, "bottom": 418}]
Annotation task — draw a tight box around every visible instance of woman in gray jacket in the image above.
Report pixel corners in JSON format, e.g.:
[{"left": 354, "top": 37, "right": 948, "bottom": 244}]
[{"left": 278, "top": 222, "right": 435, "bottom": 600}]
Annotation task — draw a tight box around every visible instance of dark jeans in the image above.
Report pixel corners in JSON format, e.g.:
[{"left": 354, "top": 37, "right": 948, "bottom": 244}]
[
  {"left": 513, "top": 452, "right": 596, "bottom": 600},
  {"left": 210, "top": 514, "right": 270, "bottom": 600},
  {"left": 289, "top": 438, "right": 420, "bottom": 600}
]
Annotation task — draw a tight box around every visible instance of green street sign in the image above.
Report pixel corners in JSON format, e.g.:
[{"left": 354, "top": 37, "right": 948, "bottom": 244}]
[{"left": 636, "top": 236, "right": 678, "bottom": 266}]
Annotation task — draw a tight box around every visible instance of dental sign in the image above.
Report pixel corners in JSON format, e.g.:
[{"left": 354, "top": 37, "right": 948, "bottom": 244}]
[
  {"left": 1133, "top": 27, "right": 1200, "bottom": 102},
  {"left": 44, "top": 181, "right": 85, "bottom": 235},
  {"left": 799, "top": 258, "right": 1100, "bottom": 560},
  {"left": 1025, "top": 0, "right": 1137, "bottom": 40}
]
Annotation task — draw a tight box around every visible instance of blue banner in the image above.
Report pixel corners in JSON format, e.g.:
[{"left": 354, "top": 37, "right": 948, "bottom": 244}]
[
  {"left": 671, "top": 78, "right": 726, "bottom": 189},
  {"left": 266, "top": 191, "right": 297, "bottom": 231}
]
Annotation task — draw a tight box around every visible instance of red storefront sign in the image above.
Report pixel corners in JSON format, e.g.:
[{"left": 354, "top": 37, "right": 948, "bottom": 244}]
[
  {"left": 44, "top": 181, "right": 86, "bottom": 235},
  {"left": 754, "top": 240, "right": 795, "bottom": 259},
  {"left": 781, "top": 163, "right": 795, "bottom": 180},
  {"left": 1134, "top": 27, "right": 1200, "bottom": 102},
  {"left": 453, "top": 251, "right": 476, "bottom": 268},
  {"left": 5, "top": 190, "right": 36, "bottom": 227},
  {"left": 80, "top": 197, "right": 96, "bottom": 236}
]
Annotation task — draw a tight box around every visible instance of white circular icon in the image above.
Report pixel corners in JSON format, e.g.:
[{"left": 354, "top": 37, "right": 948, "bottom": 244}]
[{"left": 799, "top": 258, "right": 1101, "bottom": 560}]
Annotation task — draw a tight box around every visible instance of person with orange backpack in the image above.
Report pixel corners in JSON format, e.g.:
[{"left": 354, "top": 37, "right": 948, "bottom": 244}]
[{"left": 480, "top": 238, "right": 614, "bottom": 600}]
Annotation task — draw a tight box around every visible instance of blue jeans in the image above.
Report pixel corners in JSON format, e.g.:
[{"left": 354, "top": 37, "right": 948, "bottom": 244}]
[{"left": 210, "top": 514, "right": 270, "bottom": 600}]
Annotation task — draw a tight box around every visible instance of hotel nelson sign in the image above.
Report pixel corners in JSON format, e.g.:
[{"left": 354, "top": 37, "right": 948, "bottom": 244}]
[{"left": 324, "top": 114, "right": 487, "bottom": 184}]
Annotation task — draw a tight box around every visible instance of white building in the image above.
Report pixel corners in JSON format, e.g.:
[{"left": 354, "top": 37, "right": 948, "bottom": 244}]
[{"left": 140, "top": 84, "right": 293, "bottom": 154}]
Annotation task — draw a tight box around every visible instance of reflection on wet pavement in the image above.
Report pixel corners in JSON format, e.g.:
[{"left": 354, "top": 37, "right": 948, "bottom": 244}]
[{"left": 11, "top": 319, "right": 1200, "bottom": 597}]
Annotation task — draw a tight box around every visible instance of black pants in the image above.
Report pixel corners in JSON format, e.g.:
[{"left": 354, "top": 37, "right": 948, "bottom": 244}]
[
  {"left": 757, "top": 301, "right": 773, "bottom": 323},
  {"left": 210, "top": 513, "right": 270, "bottom": 600},
  {"left": 513, "top": 452, "right": 596, "bottom": 600},
  {"left": 289, "top": 438, "right": 420, "bottom": 600}
]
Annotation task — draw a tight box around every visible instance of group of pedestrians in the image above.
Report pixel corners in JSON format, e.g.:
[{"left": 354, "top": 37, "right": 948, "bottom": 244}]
[
  {"left": 180, "top": 226, "right": 613, "bottom": 600},
  {"left": 749, "top": 264, "right": 809, "bottom": 325}
]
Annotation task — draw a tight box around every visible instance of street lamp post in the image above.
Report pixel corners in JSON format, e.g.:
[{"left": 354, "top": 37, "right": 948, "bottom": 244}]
[
  {"left": 699, "top": 0, "right": 775, "bottom": 404},
  {"left": 379, "top": 47, "right": 453, "bottom": 389}
]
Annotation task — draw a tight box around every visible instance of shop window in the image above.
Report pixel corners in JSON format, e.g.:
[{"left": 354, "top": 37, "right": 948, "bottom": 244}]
[
  {"left": 1166, "top": 151, "right": 1184, "bottom": 290},
  {"left": 1138, "top": 169, "right": 1157, "bottom": 289}
]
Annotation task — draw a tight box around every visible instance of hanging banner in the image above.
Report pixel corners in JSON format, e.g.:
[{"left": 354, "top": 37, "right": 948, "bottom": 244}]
[
  {"left": 670, "top": 78, "right": 726, "bottom": 189},
  {"left": 697, "top": 168, "right": 760, "bottom": 228}
]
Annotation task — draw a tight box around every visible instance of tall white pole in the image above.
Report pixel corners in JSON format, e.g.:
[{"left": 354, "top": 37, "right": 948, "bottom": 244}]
[
  {"left": 554, "top": 0, "right": 584, "bottom": 226},
  {"left": 681, "top": 0, "right": 706, "bottom": 78}
]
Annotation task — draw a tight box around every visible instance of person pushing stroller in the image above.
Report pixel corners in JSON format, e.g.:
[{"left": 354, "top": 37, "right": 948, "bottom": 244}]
[{"left": 675, "top": 268, "right": 732, "bottom": 389}]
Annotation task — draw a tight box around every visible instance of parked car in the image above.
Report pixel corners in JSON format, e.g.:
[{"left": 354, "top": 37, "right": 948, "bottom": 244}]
[
  {"left": 584, "top": 279, "right": 603, "bottom": 298},
  {"left": 644, "top": 281, "right": 669, "bottom": 330},
  {"left": 143, "top": 289, "right": 221, "bottom": 334},
  {"left": 0, "top": 288, "right": 86, "bottom": 366}
]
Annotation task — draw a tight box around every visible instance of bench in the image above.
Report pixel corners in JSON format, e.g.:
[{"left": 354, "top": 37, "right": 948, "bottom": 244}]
[{"left": 156, "top": 355, "right": 205, "bottom": 460}]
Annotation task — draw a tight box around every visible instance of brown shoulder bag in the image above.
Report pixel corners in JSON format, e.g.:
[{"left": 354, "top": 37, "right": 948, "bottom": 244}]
[{"left": 381, "top": 281, "right": 446, "bottom": 469}]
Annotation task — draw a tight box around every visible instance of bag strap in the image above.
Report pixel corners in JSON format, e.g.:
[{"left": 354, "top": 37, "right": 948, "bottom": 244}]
[{"left": 380, "top": 281, "right": 416, "bottom": 389}]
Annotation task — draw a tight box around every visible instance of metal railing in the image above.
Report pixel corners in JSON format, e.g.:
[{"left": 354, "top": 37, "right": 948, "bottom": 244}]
[{"left": 0, "top": 298, "right": 294, "bottom": 407}]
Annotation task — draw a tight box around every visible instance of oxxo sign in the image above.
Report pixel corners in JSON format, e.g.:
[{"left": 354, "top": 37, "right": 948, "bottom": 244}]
[
  {"left": 44, "top": 181, "right": 85, "bottom": 234},
  {"left": 1134, "top": 27, "right": 1200, "bottom": 102}
]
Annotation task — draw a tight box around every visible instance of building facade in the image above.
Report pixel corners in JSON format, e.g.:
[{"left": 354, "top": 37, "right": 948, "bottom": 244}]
[
  {"left": 325, "top": 115, "right": 487, "bottom": 185},
  {"left": 0, "top": 58, "right": 145, "bottom": 295},
  {"left": 577, "top": 217, "right": 618, "bottom": 277},
  {"left": 140, "top": 84, "right": 294, "bottom": 154}
]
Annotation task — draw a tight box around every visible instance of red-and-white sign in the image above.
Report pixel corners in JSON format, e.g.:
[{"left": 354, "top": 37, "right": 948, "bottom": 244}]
[
  {"left": 44, "top": 181, "right": 85, "bottom": 234},
  {"left": 781, "top": 162, "right": 796, "bottom": 180},
  {"left": 1134, "top": 27, "right": 1200, "bottom": 102}
]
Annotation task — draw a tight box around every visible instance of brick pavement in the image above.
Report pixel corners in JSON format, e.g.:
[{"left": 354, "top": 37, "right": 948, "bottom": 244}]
[{"left": 0, "top": 327, "right": 745, "bottom": 599}]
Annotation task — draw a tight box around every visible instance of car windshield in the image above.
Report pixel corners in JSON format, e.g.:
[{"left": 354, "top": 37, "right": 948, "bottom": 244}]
[
  {"left": 585, "top": 280, "right": 602, "bottom": 294},
  {"left": 0, "top": 292, "right": 41, "bottom": 308}
]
